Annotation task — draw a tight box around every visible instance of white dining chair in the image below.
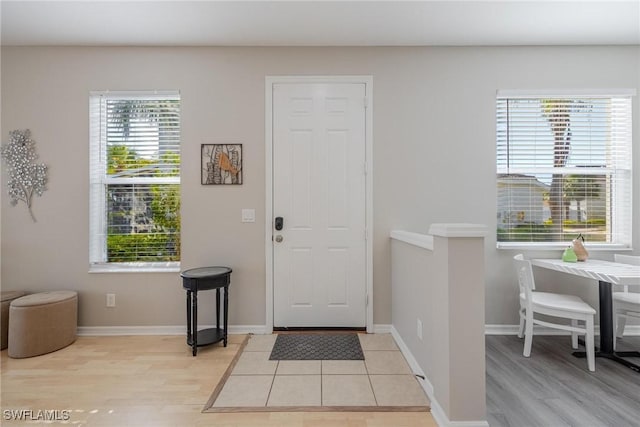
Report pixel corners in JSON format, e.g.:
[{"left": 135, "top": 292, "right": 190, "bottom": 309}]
[
  {"left": 613, "top": 254, "right": 640, "bottom": 350},
  {"left": 514, "top": 254, "right": 596, "bottom": 371}
]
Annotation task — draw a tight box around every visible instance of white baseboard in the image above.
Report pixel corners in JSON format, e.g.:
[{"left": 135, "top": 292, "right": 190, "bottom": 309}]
[
  {"left": 485, "top": 324, "right": 640, "bottom": 336},
  {"left": 389, "top": 326, "right": 489, "bottom": 427},
  {"left": 372, "top": 323, "right": 392, "bottom": 333},
  {"left": 79, "top": 324, "right": 395, "bottom": 336},
  {"left": 77, "top": 325, "right": 268, "bottom": 336}
]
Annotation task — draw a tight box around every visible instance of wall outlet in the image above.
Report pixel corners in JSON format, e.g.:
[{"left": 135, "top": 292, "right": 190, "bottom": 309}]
[
  {"left": 417, "top": 318, "right": 423, "bottom": 340},
  {"left": 106, "top": 293, "right": 116, "bottom": 307}
]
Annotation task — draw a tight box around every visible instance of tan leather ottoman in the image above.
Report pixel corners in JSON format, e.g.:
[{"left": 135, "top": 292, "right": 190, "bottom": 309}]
[
  {"left": 1, "top": 290, "right": 28, "bottom": 350},
  {"left": 8, "top": 291, "right": 78, "bottom": 358}
]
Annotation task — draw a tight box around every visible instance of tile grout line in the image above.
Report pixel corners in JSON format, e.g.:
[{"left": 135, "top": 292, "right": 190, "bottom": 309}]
[
  {"left": 320, "top": 359, "right": 324, "bottom": 406},
  {"left": 363, "top": 351, "right": 381, "bottom": 406},
  {"left": 264, "top": 345, "right": 279, "bottom": 407}
]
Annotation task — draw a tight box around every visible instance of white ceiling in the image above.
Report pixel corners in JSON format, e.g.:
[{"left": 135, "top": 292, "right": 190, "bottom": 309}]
[{"left": 1, "top": 1, "right": 639, "bottom": 47}]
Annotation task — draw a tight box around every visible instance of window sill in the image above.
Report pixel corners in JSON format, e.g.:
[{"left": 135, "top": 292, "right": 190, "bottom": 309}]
[
  {"left": 496, "top": 242, "right": 632, "bottom": 251},
  {"left": 89, "top": 262, "right": 181, "bottom": 274}
]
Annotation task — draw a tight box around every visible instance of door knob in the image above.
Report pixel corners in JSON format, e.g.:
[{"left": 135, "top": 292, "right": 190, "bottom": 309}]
[{"left": 275, "top": 235, "right": 284, "bottom": 243}]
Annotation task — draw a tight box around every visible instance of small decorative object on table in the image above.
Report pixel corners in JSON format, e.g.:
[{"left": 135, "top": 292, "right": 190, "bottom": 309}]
[
  {"left": 572, "top": 233, "right": 589, "bottom": 262},
  {"left": 562, "top": 246, "right": 578, "bottom": 263}
]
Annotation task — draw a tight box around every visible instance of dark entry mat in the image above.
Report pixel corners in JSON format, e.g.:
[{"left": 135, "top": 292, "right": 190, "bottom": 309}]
[{"left": 269, "top": 334, "right": 364, "bottom": 360}]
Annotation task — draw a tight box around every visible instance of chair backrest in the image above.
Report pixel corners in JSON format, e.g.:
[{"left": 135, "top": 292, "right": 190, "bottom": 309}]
[
  {"left": 614, "top": 254, "right": 640, "bottom": 292},
  {"left": 514, "top": 254, "right": 535, "bottom": 309}
]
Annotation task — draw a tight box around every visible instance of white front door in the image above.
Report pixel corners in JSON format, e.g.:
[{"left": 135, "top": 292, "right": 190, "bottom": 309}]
[{"left": 272, "top": 82, "right": 367, "bottom": 327}]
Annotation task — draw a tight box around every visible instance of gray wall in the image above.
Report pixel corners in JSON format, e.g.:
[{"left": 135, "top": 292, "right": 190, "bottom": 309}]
[{"left": 1, "top": 46, "right": 639, "bottom": 328}]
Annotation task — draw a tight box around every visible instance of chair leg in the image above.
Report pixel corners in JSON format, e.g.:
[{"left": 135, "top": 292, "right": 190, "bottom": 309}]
[
  {"left": 570, "top": 319, "right": 578, "bottom": 349},
  {"left": 614, "top": 313, "right": 628, "bottom": 351},
  {"left": 585, "top": 317, "right": 595, "bottom": 372},
  {"left": 517, "top": 311, "right": 525, "bottom": 339},
  {"left": 616, "top": 314, "right": 626, "bottom": 338},
  {"left": 523, "top": 310, "right": 534, "bottom": 357}
]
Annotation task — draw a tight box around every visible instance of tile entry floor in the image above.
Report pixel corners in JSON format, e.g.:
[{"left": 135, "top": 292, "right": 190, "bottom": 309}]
[{"left": 209, "top": 333, "right": 430, "bottom": 410}]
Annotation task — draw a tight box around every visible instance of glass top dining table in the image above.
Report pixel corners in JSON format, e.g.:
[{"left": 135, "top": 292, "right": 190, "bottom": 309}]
[{"left": 531, "top": 258, "right": 640, "bottom": 373}]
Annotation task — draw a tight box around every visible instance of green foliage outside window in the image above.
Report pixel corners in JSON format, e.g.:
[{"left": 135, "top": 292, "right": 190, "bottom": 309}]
[{"left": 106, "top": 145, "right": 180, "bottom": 262}]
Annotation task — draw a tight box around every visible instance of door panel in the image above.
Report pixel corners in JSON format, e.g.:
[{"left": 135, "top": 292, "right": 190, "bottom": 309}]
[
  {"left": 291, "top": 248, "right": 313, "bottom": 305},
  {"left": 273, "top": 82, "right": 366, "bottom": 327}
]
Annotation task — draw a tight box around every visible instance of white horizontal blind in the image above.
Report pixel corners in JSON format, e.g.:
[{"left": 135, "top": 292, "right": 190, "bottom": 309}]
[
  {"left": 496, "top": 92, "right": 632, "bottom": 246},
  {"left": 90, "top": 91, "right": 181, "bottom": 266}
]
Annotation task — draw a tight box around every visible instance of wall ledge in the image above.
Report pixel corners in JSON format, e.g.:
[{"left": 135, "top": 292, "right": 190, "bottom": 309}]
[
  {"left": 390, "top": 230, "right": 434, "bottom": 250},
  {"left": 428, "top": 223, "right": 488, "bottom": 238}
]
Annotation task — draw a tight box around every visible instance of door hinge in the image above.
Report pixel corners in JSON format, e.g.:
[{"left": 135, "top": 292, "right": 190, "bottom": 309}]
[
  {"left": 364, "top": 97, "right": 369, "bottom": 109},
  {"left": 365, "top": 293, "right": 369, "bottom": 307},
  {"left": 364, "top": 228, "right": 368, "bottom": 241},
  {"left": 364, "top": 161, "right": 368, "bottom": 175}
]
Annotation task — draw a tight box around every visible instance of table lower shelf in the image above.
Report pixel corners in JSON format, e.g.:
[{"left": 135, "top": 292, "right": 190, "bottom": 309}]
[{"left": 187, "top": 328, "right": 226, "bottom": 347}]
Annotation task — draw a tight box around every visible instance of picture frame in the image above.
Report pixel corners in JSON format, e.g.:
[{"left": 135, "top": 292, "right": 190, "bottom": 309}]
[{"left": 201, "top": 144, "right": 243, "bottom": 185}]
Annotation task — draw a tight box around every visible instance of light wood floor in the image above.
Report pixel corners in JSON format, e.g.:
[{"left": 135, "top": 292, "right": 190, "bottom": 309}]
[
  {"left": 1, "top": 335, "right": 437, "bottom": 426},
  {"left": 487, "top": 335, "right": 640, "bottom": 427}
]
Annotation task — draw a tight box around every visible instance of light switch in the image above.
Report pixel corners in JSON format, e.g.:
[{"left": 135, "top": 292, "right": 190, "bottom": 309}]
[{"left": 242, "top": 209, "right": 255, "bottom": 223}]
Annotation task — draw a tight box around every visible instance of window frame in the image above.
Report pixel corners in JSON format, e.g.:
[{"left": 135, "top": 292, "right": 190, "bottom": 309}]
[
  {"left": 89, "top": 90, "right": 181, "bottom": 273},
  {"left": 495, "top": 89, "right": 635, "bottom": 250}
]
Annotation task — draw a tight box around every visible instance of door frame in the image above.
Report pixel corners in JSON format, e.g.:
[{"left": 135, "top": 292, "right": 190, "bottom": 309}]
[{"left": 265, "top": 75, "right": 373, "bottom": 334}]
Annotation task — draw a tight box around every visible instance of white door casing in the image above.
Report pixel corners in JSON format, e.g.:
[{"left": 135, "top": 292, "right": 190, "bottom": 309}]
[{"left": 265, "top": 76, "right": 373, "bottom": 331}]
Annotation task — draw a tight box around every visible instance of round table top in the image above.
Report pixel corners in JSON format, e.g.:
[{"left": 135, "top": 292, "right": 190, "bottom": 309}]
[{"left": 180, "top": 266, "right": 232, "bottom": 279}]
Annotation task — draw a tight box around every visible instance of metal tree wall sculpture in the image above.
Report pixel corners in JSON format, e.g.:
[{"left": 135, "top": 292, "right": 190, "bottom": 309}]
[{"left": 0, "top": 129, "right": 48, "bottom": 222}]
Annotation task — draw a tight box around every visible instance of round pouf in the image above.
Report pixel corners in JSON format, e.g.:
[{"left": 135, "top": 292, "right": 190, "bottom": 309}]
[
  {"left": 8, "top": 291, "right": 78, "bottom": 358},
  {"left": 1, "top": 290, "right": 28, "bottom": 350}
]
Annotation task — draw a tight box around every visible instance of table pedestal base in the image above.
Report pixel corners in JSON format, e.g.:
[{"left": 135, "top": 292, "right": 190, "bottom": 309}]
[{"left": 572, "top": 350, "right": 640, "bottom": 373}]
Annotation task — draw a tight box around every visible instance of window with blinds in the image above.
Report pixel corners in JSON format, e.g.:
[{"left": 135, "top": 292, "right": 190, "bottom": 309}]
[
  {"left": 496, "top": 90, "right": 633, "bottom": 247},
  {"left": 90, "top": 91, "right": 181, "bottom": 269}
]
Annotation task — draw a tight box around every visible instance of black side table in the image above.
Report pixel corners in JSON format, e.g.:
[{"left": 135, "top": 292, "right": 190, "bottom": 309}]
[{"left": 180, "top": 266, "right": 232, "bottom": 356}]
